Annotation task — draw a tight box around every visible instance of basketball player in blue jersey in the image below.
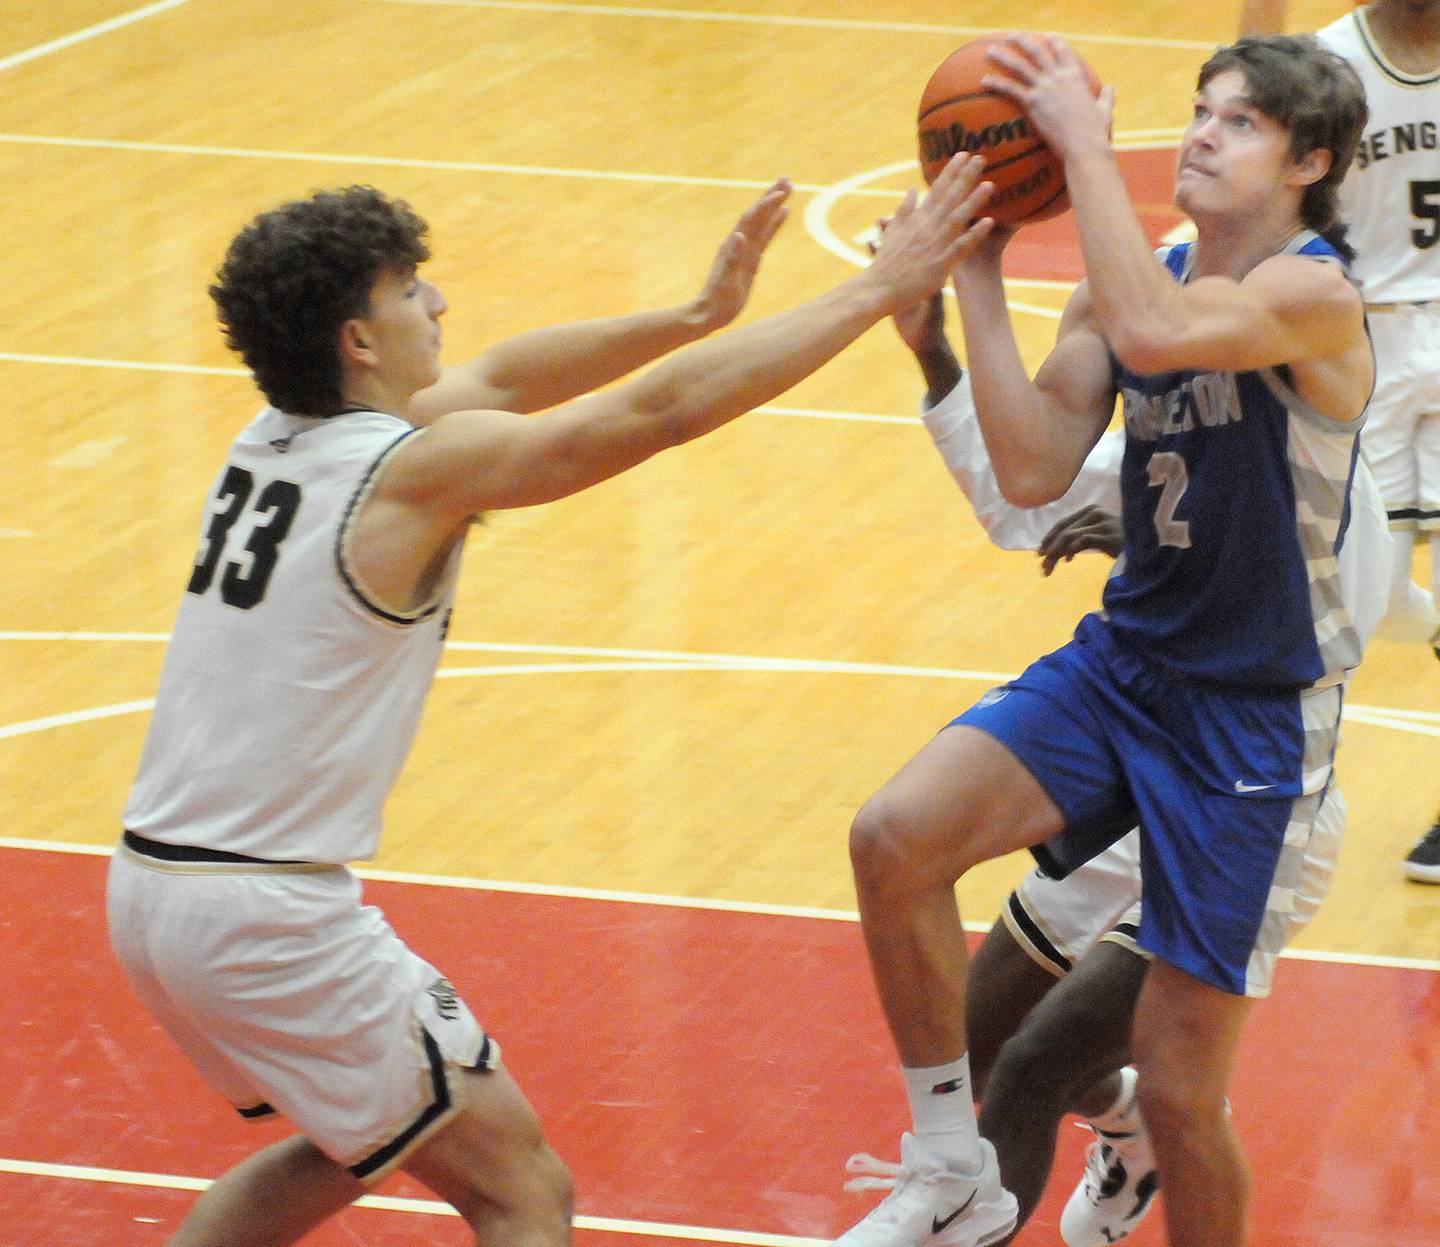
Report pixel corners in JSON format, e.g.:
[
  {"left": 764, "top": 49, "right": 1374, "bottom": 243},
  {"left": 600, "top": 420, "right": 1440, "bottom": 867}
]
[
  {"left": 831, "top": 34, "right": 1371, "bottom": 1247},
  {"left": 107, "top": 161, "right": 998, "bottom": 1247},
  {"left": 854, "top": 270, "right": 1390, "bottom": 1247}
]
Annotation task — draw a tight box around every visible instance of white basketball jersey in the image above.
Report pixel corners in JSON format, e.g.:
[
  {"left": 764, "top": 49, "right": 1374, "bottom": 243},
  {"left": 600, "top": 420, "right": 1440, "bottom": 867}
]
[
  {"left": 124, "top": 408, "right": 459, "bottom": 863},
  {"left": 1318, "top": 8, "right": 1440, "bottom": 303}
]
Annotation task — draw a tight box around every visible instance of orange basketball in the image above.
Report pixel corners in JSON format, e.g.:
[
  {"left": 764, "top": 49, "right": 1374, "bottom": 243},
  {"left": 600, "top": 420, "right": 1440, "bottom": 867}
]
[{"left": 917, "top": 35, "right": 1100, "bottom": 227}]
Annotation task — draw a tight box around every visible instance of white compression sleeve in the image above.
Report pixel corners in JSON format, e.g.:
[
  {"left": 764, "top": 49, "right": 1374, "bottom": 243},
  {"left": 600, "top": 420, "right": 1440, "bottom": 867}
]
[{"left": 922, "top": 374, "right": 1126, "bottom": 552}]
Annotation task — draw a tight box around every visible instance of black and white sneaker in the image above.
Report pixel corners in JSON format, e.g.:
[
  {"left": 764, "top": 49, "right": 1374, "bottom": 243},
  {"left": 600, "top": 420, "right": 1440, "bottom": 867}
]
[
  {"left": 1404, "top": 818, "right": 1440, "bottom": 884},
  {"left": 1059, "top": 1121, "right": 1159, "bottom": 1247}
]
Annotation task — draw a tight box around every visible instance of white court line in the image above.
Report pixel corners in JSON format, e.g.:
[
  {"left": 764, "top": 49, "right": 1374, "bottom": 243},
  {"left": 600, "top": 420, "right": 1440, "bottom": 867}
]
[
  {"left": 0, "top": 834, "right": 860, "bottom": 922},
  {"left": 0, "top": 699, "right": 154, "bottom": 742},
  {"left": 0, "top": 630, "right": 1433, "bottom": 726},
  {"left": 0, "top": 129, "right": 1181, "bottom": 194},
  {"left": 0, "top": 350, "right": 245, "bottom": 377},
  {"left": 0, "top": 1157, "right": 826, "bottom": 1246},
  {"left": 0, "top": 132, "right": 891, "bottom": 198},
  {"left": 0, "top": 352, "right": 922, "bottom": 425},
  {"left": 3, "top": 833, "right": 1438, "bottom": 972},
  {"left": 0, "top": 0, "right": 193, "bottom": 75},
  {"left": 365, "top": 0, "right": 1223, "bottom": 51}
]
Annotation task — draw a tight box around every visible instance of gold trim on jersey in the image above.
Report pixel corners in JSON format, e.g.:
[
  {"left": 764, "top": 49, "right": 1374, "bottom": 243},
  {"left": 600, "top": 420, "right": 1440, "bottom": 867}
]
[{"left": 1354, "top": 9, "right": 1440, "bottom": 88}]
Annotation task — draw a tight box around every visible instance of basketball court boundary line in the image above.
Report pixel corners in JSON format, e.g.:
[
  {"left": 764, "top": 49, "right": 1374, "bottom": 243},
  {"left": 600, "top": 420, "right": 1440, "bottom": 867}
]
[
  {"left": 0, "top": 356, "right": 921, "bottom": 424},
  {"left": 0, "top": 0, "right": 193, "bottom": 75},
  {"left": 0, "top": 130, "right": 1183, "bottom": 196},
  {"left": 363, "top": 0, "right": 1223, "bottom": 51},
  {"left": 4, "top": 836, "right": 1437, "bottom": 972},
  {"left": 0, "top": 1157, "right": 827, "bottom": 1247},
  {"left": 0, "top": 132, "right": 896, "bottom": 198}
]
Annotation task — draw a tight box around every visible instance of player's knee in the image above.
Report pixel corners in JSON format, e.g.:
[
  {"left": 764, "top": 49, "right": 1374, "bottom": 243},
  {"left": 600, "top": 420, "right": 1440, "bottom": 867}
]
[
  {"left": 990, "top": 1024, "right": 1082, "bottom": 1106},
  {"left": 1132, "top": 1065, "right": 1222, "bottom": 1140},
  {"left": 456, "top": 1141, "right": 572, "bottom": 1244},
  {"left": 849, "top": 797, "right": 956, "bottom": 896},
  {"left": 532, "top": 1143, "right": 575, "bottom": 1236}
]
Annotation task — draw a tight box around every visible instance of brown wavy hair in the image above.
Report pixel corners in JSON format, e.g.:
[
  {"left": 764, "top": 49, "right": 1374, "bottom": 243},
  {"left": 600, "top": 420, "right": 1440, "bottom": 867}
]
[
  {"left": 210, "top": 186, "right": 430, "bottom": 415},
  {"left": 1198, "top": 35, "right": 1368, "bottom": 260}
]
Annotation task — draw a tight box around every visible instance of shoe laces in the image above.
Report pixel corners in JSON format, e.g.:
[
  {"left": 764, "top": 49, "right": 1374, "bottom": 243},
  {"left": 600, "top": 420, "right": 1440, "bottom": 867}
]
[
  {"left": 842, "top": 1150, "right": 960, "bottom": 1230},
  {"left": 1074, "top": 1123, "right": 1130, "bottom": 1198},
  {"left": 844, "top": 1153, "right": 907, "bottom": 1193}
]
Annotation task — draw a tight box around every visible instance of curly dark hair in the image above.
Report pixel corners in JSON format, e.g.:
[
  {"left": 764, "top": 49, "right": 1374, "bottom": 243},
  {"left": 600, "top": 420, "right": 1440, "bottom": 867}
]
[
  {"left": 1198, "top": 35, "right": 1368, "bottom": 261},
  {"left": 209, "top": 186, "right": 431, "bottom": 415}
]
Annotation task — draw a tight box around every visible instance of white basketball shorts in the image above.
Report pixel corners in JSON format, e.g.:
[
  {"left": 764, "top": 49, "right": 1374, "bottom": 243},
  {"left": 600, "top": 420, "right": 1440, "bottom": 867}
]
[
  {"left": 107, "top": 842, "right": 499, "bottom": 1182},
  {"left": 1362, "top": 302, "right": 1440, "bottom": 532}
]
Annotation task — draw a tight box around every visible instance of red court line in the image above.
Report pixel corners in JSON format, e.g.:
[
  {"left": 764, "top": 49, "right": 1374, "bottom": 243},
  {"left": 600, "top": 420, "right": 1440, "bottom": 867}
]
[{"left": 1, "top": 846, "right": 1435, "bottom": 1246}]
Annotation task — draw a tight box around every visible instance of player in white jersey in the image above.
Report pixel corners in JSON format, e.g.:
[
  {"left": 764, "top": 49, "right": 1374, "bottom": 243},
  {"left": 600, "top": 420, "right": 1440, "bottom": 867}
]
[
  {"left": 832, "top": 35, "right": 1372, "bottom": 1247},
  {"left": 107, "top": 167, "right": 999, "bottom": 1246},
  {"left": 1315, "top": 2, "right": 1440, "bottom": 877}
]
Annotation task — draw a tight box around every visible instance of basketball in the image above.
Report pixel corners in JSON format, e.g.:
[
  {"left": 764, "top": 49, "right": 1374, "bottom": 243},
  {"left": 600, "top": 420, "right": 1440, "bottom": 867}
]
[{"left": 917, "top": 35, "right": 1100, "bottom": 226}]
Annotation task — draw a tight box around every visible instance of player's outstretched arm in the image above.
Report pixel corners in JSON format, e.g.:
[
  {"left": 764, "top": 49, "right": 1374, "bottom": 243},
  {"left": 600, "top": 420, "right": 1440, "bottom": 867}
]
[
  {"left": 889, "top": 287, "right": 963, "bottom": 406},
  {"left": 378, "top": 154, "right": 994, "bottom": 521},
  {"left": 406, "top": 179, "right": 793, "bottom": 423}
]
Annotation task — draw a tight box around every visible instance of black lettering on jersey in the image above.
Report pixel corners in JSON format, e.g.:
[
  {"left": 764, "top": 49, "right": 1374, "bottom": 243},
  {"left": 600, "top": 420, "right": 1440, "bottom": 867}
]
[
  {"left": 1355, "top": 121, "right": 1439, "bottom": 171},
  {"left": 187, "top": 465, "right": 252, "bottom": 596},
  {"left": 1411, "top": 180, "right": 1440, "bottom": 249},
  {"left": 187, "top": 467, "right": 303, "bottom": 609}
]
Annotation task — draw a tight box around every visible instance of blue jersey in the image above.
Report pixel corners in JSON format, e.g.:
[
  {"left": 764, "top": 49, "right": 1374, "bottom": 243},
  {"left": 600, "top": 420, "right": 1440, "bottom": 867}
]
[{"left": 1095, "top": 233, "right": 1368, "bottom": 690}]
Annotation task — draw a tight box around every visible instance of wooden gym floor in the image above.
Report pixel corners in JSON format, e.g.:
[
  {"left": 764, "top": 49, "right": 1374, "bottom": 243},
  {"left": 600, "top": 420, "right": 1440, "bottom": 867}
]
[{"left": 0, "top": 2, "right": 1435, "bottom": 1244}]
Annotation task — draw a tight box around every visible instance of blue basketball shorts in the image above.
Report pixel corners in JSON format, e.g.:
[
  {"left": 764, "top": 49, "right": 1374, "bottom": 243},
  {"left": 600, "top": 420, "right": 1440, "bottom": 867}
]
[{"left": 950, "top": 616, "right": 1344, "bottom": 997}]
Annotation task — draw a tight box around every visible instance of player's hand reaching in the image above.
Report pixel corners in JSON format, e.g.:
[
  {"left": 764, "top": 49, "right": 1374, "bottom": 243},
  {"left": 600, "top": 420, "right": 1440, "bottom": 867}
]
[
  {"left": 689, "top": 179, "right": 793, "bottom": 332},
  {"left": 868, "top": 225, "right": 946, "bottom": 356},
  {"left": 1038, "top": 504, "right": 1123, "bottom": 575},
  {"left": 865, "top": 154, "right": 995, "bottom": 312}
]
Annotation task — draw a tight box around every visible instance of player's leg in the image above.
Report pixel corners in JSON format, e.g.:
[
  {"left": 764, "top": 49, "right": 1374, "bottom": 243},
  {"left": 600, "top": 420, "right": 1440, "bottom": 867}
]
[
  {"left": 1404, "top": 406, "right": 1440, "bottom": 880},
  {"left": 978, "top": 938, "right": 1147, "bottom": 1238},
  {"left": 850, "top": 724, "right": 1066, "bottom": 1074},
  {"left": 1130, "top": 960, "right": 1254, "bottom": 1247},
  {"left": 969, "top": 832, "right": 1143, "bottom": 1098},
  {"left": 164, "top": 1063, "right": 570, "bottom": 1247},
  {"left": 401, "top": 1063, "right": 573, "bottom": 1245},
  {"left": 168, "top": 1138, "right": 365, "bottom": 1247},
  {"left": 839, "top": 724, "right": 1064, "bottom": 1247},
  {"left": 1363, "top": 309, "right": 1435, "bottom": 643},
  {"left": 964, "top": 918, "right": 1060, "bottom": 1097}
]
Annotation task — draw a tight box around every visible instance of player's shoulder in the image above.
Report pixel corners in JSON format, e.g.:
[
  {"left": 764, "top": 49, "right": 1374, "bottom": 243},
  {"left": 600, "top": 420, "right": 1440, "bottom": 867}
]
[
  {"left": 1314, "top": 10, "right": 1360, "bottom": 57},
  {"left": 1249, "top": 249, "right": 1360, "bottom": 307}
]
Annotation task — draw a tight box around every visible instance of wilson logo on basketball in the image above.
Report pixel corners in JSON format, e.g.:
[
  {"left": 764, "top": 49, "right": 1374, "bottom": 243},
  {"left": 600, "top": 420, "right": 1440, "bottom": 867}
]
[{"left": 919, "top": 115, "right": 1034, "bottom": 164}]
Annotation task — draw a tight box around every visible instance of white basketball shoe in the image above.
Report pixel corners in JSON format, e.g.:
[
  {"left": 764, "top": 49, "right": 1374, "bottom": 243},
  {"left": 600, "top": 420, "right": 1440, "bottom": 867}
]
[{"left": 835, "top": 1133, "right": 1018, "bottom": 1247}]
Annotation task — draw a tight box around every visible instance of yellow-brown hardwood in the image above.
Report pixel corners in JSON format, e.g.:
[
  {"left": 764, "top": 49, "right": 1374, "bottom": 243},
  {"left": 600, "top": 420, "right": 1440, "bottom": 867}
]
[{"left": 1, "top": 0, "right": 1434, "bottom": 964}]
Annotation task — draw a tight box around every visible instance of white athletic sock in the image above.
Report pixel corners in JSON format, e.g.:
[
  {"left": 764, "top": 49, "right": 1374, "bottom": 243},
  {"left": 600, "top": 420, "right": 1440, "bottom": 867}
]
[
  {"left": 902, "top": 1057, "right": 983, "bottom": 1172},
  {"left": 1085, "top": 1065, "right": 1142, "bottom": 1135}
]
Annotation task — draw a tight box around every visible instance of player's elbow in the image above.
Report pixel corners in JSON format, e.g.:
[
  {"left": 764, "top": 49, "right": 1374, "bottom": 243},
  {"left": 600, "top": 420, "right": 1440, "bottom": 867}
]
[
  {"left": 995, "top": 467, "right": 1068, "bottom": 510},
  {"left": 1106, "top": 319, "right": 1176, "bottom": 376},
  {"left": 630, "top": 383, "right": 695, "bottom": 451}
]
